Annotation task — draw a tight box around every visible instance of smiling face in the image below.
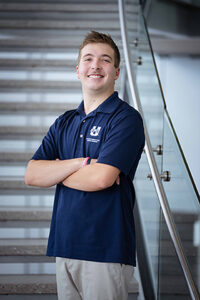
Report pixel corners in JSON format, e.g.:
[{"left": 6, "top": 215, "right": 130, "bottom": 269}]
[{"left": 76, "top": 43, "right": 120, "bottom": 97}]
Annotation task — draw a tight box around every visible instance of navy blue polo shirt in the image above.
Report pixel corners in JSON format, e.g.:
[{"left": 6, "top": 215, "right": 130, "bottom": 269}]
[{"left": 32, "top": 91, "right": 145, "bottom": 266}]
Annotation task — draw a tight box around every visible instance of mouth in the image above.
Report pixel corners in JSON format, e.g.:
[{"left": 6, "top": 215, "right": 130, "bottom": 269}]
[{"left": 87, "top": 74, "right": 104, "bottom": 78}]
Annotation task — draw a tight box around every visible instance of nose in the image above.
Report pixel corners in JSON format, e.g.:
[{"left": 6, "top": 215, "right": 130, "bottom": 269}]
[{"left": 91, "top": 59, "right": 101, "bottom": 70}]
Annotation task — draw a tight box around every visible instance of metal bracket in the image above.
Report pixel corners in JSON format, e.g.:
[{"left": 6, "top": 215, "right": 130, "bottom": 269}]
[
  {"left": 152, "top": 145, "right": 163, "bottom": 155},
  {"left": 133, "top": 38, "right": 138, "bottom": 47},
  {"left": 147, "top": 171, "right": 171, "bottom": 182},
  {"left": 134, "top": 56, "right": 142, "bottom": 65}
]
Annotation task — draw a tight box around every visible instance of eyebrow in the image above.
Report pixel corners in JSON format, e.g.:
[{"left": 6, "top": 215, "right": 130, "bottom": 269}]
[{"left": 82, "top": 53, "right": 113, "bottom": 60}]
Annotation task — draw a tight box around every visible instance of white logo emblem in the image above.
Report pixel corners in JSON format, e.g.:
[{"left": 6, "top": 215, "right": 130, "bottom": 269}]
[{"left": 90, "top": 126, "right": 101, "bottom": 137}]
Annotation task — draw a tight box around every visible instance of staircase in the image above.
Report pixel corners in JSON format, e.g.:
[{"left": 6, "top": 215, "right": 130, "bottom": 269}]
[{"left": 0, "top": 0, "right": 140, "bottom": 299}]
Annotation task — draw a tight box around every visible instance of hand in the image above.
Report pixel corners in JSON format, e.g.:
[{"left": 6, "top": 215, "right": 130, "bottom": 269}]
[
  {"left": 116, "top": 175, "right": 120, "bottom": 185},
  {"left": 90, "top": 159, "right": 97, "bottom": 164}
]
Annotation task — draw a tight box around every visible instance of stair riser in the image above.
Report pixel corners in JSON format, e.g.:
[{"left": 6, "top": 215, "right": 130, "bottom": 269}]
[
  {"left": 0, "top": 295, "right": 58, "bottom": 300},
  {"left": 0, "top": 221, "right": 50, "bottom": 228},
  {"left": 0, "top": 256, "right": 54, "bottom": 263}
]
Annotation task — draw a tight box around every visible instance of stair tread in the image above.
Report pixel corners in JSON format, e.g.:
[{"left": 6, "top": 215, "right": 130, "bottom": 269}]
[
  {"left": 0, "top": 207, "right": 52, "bottom": 221},
  {"left": 0, "top": 79, "right": 81, "bottom": 88},
  {"left": 0, "top": 273, "right": 139, "bottom": 295},
  {"left": 0, "top": 125, "right": 48, "bottom": 132},
  {"left": 0, "top": 274, "right": 56, "bottom": 294},
  {"left": 0, "top": 38, "right": 148, "bottom": 52},
  {"left": 0, "top": 152, "right": 33, "bottom": 162},
  {"left": 0, "top": 19, "right": 123, "bottom": 29},
  {"left": 0, "top": 238, "right": 48, "bottom": 246},
  {"left": 0, "top": 79, "right": 119, "bottom": 92},
  {"left": 0, "top": 238, "right": 48, "bottom": 256},
  {"left": 0, "top": 177, "right": 55, "bottom": 191},
  {"left": 0, "top": 274, "right": 55, "bottom": 283},
  {"left": 0, "top": 101, "right": 77, "bottom": 112},
  {"left": 0, "top": 58, "right": 77, "bottom": 69},
  {"left": 150, "top": 240, "right": 197, "bottom": 257},
  {"left": 0, "top": 3, "right": 133, "bottom": 13}
]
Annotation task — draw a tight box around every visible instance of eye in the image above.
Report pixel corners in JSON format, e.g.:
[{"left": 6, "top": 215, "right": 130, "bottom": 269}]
[
  {"left": 84, "top": 58, "right": 91, "bottom": 61},
  {"left": 103, "top": 59, "right": 110, "bottom": 63}
]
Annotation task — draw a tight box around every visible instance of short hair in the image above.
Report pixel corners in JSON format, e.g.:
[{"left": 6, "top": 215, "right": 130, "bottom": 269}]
[{"left": 78, "top": 31, "right": 120, "bottom": 68}]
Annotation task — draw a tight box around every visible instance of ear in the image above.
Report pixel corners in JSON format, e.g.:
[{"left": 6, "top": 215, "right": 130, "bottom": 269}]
[
  {"left": 115, "top": 68, "right": 120, "bottom": 80},
  {"left": 76, "top": 65, "right": 80, "bottom": 79}
]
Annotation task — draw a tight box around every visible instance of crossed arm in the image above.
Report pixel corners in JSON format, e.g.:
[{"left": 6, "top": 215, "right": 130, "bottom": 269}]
[{"left": 25, "top": 158, "right": 120, "bottom": 192}]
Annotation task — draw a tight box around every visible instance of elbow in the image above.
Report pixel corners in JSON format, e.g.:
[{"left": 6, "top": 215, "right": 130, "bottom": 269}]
[
  {"left": 24, "top": 170, "right": 33, "bottom": 186},
  {"left": 24, "top": 161, "right": 35, "bottom": 186},
  {"left": 97, "top": 175, "right": 115, "bottom": 190}
]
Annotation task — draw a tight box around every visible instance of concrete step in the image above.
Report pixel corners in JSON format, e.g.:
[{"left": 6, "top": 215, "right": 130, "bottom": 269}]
[
  {"left": 0, "top": 295, "right": 57, "bottom": 300},
  {"left": 143, "top": 221, "right": 195, "bottom": 243},
  {"left": 0, "top": 274, "right": 139, "bottom": 296},
  {"left": 0, "top": 11, "right": 120, "bottom": 22},
  {"left": 0, "top": 29, "right": 124, "bottom": 39},
  {"left": 0, "top": 207, "right": 52, "bottom": 221},
  {"left": 0, "top": 206, "right": 51, "bottom": 227},
  {"left": 160, "top": 275, "right": 192, "bottom": 295},
  {"left": 0, "top": 239, "right": 48, "bottom": 256},
  {"left": 0, "top": 152, "right": 33, "bottom": 163},
  {"left": 0, "top": 20, "right": 124, "bottom": 30},
  {"left": 0, "top": 80, "right": 81, "bottom": 92},
  {"left": 156, "top": 255, "right": 199, "bottom": 277},
  {"left": 0, "top": 255, "right": 54, "bottom": 263},
  {"left": 0, "top": 177, "right": 55, "bottom": 195},
  {"left": 141, "top": 210, "right": 198, "bottom": 224},
  {"left": 0, "top": 102, "right": 77, "bottom": 114},
  {"left": 0, "top": 38, "right": 146, "bottom": 52},
  {"left": 0, "top": 274, "right": 56, "bottom": 294},
  {"left": 0, "top": 2, "right": 137, "bottom": 13},
  {"left": 0, "top": 80, "right": 120, "bottom": 93},
  {"left": 150, "top": 240, "right": 197, "bottom": 257},
  {"left": 0, "top": 59, "right": 77, "bottom": 70},
  {"left": 0, "top": 126, "right": 48, "bottom": 139}
]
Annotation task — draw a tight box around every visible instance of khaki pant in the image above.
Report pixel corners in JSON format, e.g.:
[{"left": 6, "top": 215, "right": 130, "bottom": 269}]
[{"left": 56, "top": 257, "right": 136, "bottom": 300}]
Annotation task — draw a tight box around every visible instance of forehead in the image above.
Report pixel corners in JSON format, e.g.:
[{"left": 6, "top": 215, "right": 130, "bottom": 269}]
[{"left": 80, "top": 43, "right": 114, "bottom": 58}]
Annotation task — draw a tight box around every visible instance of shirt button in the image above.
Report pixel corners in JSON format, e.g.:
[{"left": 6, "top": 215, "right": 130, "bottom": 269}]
[
  {"left": 80, "top": 134, "right": 83, "bottom": 138},
  {"left": 82, "top": 120, "right": 86, "bottom": 123}
]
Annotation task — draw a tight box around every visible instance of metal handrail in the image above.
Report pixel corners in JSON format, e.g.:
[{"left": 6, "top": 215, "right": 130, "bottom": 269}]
[{"left": 118, "top": 0, "right": 200, "bottom": 299}]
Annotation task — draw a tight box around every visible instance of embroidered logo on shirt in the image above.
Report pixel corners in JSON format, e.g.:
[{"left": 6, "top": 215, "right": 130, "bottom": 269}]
[
  {"left": 90, "top": 126, "right": 101, "bottom": 137},
  {"left": 86, "top": 138, "right": 100, "bottom": 143}
]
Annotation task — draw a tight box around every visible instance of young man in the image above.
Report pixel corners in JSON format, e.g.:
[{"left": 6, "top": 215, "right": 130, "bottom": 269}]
[{"left": 25, "top": 31, "right": 145, "bottom": 300}]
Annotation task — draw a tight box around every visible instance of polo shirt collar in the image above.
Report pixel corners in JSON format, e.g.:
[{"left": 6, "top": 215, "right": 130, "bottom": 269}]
[{"left": 76, "top": 91, "right": 120, "bottom": 116}]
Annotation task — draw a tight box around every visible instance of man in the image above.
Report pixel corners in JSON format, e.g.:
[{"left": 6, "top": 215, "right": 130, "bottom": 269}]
[{"left": 25, "top": 31, "right": 145, "bottom": 300}]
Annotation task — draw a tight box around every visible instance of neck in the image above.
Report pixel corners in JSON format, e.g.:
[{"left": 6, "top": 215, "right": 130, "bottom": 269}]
[{"left": 83, "top": 89, "right": 114, "bottom": 115}]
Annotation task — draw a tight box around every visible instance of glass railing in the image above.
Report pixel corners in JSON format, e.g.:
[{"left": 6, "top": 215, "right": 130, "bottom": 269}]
[{"left": 119, "top": 0, "right": 200, "bottom": 299}]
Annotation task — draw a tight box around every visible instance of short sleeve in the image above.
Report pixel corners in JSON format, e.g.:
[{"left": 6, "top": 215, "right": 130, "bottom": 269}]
[
  {"left": 97, "top": 110, "right": 145, "bottom": 176},
  {"left": 32, "top": 118, "right": 59, "bottom": 161}
]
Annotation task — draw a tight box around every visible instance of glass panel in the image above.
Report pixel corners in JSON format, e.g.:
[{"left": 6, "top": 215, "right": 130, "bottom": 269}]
[
  {"left": 125, "top": 3, "right": 165, "bottom": 174},
  {"left": 134, "top": 150, "right": 161, "bottom": 297},
  {"left": 162, "top": 112, "right": 200, "bottom": 293},
  {"left": 125, "top": 1, "right": 165, "bottom": 296},
  {"left": 124, "top": 0, "right": 200, "bottom": 298},
  {"left": 159, "top": 211, "right": 191, "bottom": 299}
]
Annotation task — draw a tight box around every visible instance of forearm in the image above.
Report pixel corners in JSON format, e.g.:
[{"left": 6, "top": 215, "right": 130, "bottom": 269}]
[
  {"left": 25, "top": 158, "right": 84, "bottom": 187},
  {"left": 62, "top": 163, "right": 119, "bottom": 192}
]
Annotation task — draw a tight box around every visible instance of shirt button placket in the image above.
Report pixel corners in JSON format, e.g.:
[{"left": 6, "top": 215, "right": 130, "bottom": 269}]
[{"left": 80, "top": 119, "right": 86, "bottom": 138}]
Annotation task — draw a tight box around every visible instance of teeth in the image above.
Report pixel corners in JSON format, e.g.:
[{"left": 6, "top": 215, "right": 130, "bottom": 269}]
[{"left": 89, "top": 75, "right": 102, "bottom": 78}]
